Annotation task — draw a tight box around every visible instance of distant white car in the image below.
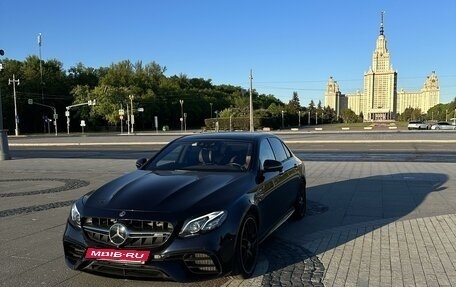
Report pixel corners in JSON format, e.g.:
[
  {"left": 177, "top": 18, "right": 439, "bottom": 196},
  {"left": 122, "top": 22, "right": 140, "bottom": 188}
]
[
  {"left": 407, "top": 120, "right": 429, "bottom": 130},
  {"left": 431, "top": 121, "right": 456, "bottom": 130}
]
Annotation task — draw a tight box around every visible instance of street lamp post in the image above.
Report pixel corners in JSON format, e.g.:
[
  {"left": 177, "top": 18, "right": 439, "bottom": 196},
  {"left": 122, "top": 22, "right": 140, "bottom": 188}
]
[
  {"left": 65, "top": 100, "right": 96, "bottom": 135},
  {"left": 298, "top": 110, "right": 301, "bottom": 128},
  {"left": 180, "top": 99, "right": 184, "bottom": 132},
  {"left": 126, "top": 104, "right": 130, "bottom": 135},
  {"left": 454, "top": 108, "right": 456, "bottom": 125},
  {"left": 184, "top": 112, "right": 187, "bottom": 132},
  {"left": 8, "top": 74, "right": 20, "bottom": 136},
  {"left": 214, "top": 110, "right": 219, "bottom": 132},
  {"left": 129, "top": 95, "right": 134, "bottom": 134},
  {"left": 281, "top": 110, "right": 284, "bottom": 129},
  {"left": 28, "top": 99, "right": 58, "bottom": 136},
  {"left": 210, "top": 102, "right": 213, "bottom": 119},
  {"left": 249, "top": 70, "right": 254, "bottom": 132},
  {"left": 119, "top": 104, "right": 124, "bottom": 134}
]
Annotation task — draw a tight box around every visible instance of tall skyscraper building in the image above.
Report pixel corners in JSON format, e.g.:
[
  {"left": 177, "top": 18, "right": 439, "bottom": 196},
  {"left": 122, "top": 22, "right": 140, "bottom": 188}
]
[{"left": 325, "top": 12, "right": 440, "bottom": 121}]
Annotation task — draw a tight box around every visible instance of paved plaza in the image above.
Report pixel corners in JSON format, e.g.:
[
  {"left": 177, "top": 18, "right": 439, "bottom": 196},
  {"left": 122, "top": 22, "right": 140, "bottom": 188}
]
[{"left": 1, "top": 156, "right": 456, "bottom": 286}]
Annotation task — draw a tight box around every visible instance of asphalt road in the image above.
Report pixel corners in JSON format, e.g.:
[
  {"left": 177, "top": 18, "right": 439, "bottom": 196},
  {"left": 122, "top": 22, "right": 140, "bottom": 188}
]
[{"left": 7, "top": 130, "right": 456, "bottom": 162}]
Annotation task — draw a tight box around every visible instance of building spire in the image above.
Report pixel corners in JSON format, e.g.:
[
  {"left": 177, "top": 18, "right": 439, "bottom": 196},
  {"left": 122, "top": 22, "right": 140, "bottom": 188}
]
[{"left": 380, "top": 11, "right": 385, "bottom": 35}]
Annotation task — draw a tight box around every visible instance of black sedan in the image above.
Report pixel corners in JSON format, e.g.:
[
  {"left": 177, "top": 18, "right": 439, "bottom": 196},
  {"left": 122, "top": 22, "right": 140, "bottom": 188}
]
[{"left": 63, "top": 132, "right": 306, "bottom": 281}]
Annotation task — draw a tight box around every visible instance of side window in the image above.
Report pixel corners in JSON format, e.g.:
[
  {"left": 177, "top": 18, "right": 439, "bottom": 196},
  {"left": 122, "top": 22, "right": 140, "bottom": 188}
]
[
  {"left": 283, "top": 142, "right": 292, "bottom": 158},
  {"left": 268, "top": 138, "right": 288, "bottom": 162},
  {"left": 259, "top": 139, "right": 275, "bottom": 168}
]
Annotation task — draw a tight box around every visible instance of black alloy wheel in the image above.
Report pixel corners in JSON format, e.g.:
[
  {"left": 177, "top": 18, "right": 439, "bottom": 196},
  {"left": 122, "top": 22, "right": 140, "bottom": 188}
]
[
  {"left": 292, "top": 185, "right": 307, "bottom": 220},
  {"left": 236, "top": 214, "right": 258, "bottom": 278}
]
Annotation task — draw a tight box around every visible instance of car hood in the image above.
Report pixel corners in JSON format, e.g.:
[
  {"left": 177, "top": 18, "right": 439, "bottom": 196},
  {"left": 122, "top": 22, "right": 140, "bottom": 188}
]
[{"left": 84, "top": 170, "right": 246, "bottom": 213}]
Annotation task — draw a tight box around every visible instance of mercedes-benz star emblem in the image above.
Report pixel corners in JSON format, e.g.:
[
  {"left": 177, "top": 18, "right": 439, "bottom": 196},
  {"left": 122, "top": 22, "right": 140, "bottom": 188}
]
[
  {"left": 109, "top": 223, "right": 128, "bottom": 246},
  {"left": 119, "top": 211, "right": 126, "bottom": 217}
]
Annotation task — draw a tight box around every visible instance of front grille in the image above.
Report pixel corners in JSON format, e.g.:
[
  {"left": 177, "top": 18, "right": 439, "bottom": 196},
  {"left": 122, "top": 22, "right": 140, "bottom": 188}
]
[
  {"left": 82, "top": 217, "right": 174, "bottom": 248},
  {"left": 183, "top": 253, "right": 219, "bottom": 274}
]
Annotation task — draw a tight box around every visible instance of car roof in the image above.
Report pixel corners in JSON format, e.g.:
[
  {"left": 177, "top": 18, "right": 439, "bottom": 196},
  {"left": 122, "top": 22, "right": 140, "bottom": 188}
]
[{"left": 177, "top": 132, "right": 276, "bottom": 142}]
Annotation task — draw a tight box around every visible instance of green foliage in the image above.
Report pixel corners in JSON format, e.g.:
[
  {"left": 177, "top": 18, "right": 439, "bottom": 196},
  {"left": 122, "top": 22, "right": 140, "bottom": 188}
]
[
  {"left": 426, "top": 99, "right": 456, "bottom": 121},
  {"left": 0, "top": 57, "right": 70, "bottom": 133},
  {"left": 340, "top": 109, "right": 360, "bottom": 123},
  {"left": 399, "top": 107, "right": 423, "bottom": 121},
  {"left": 286, "top": 91, "right": 300, "bottom": 114},
  {"left": 3, "top": 55, "right": 452, "bottom": 133}
]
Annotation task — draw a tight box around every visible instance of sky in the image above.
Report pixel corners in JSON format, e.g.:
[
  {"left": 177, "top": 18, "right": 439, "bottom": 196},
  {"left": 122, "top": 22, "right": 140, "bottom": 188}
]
[{"left": 1, "top": 0, "right": 455, "bottom": 105}]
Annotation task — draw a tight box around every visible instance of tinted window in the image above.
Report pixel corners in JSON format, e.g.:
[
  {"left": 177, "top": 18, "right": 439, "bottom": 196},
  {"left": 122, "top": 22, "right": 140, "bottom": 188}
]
[
  {"left": 283, "top": 142, "right": 292, "bottom": 158},
  {"left": 268, "top": 137, "right": 288, "bottom": 162},
  {"left": 145, "top": 139, "right": 253, "bottom": 171},
  {"left": 259, "top": 139, "right": 276, "bottom": 168},
  {"left": 268, "top": 138, "right": 287, "bottom": 161}
]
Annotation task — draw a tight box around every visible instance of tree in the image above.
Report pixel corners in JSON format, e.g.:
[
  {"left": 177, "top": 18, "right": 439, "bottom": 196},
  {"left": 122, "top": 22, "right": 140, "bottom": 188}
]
[
  {"left": 67, "top": 63, "right": 100, "bottom": 88},
  {"left": 257, "top": 94, "right": 283, "bottom": 109},
  {"left": 286, "top": 91, "right": 300, "bottom": 113},
  {"left": 399, "top": 107, "right": 423, "bottom": 121},
  {"left": 1, "top": 56, "right": 294, "bottom": 133},
  {"left": 321, "top": 106, "right": 337, "bottom": 124},
  {"left": 340, "top": 109, "right": 359, "bottom": 123}
]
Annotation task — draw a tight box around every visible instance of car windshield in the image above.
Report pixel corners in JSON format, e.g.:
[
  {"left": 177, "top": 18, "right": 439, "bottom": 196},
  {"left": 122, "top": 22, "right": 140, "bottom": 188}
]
[{"left": 144, "top": 139, "right": 253, "bottom": 172}]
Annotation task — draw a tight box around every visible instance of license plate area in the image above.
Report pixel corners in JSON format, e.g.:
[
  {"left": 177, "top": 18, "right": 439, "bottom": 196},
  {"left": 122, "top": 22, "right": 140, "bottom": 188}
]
[{"left": 85, "top": 248, "right": 150, "bottom": 264}]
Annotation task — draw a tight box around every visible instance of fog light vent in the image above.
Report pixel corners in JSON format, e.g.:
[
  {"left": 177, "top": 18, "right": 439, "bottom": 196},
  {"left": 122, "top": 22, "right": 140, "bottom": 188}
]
[{"left": 183, "top": 253, "right": 219, "bottom": 274}]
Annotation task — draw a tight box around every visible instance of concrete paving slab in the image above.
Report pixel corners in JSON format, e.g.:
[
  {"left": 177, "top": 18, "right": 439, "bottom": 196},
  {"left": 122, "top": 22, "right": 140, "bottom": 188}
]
[{"left": 1, "top": 157, "right": 456, "bottom": 286}]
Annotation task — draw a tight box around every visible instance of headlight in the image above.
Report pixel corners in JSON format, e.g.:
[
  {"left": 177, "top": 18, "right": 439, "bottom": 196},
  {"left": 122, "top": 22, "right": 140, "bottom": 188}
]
[
  {"left": 69, "top": 202, "right": 81, "bottom": 228},
  {"left": 179, "top": 211, "right": 227, "bottom": 237}
]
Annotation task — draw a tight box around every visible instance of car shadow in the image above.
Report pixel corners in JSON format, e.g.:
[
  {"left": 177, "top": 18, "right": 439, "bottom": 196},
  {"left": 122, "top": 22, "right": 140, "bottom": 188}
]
[{"left": 258, "top": 172, "right": 449, "bottom": 285}]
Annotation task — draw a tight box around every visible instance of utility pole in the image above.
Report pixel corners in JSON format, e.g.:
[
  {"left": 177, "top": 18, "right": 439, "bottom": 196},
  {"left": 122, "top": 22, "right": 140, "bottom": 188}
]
[
  {"left": 38, "top": 33, "right": 46, "bottom": 133},
  {"left": 8, "top": 74, "right": 20, "bottom": 136},
  {"left": 249, "top": 69, "right": 254, "bottom": 132},
  {"left": 38, "top": 33, "right": 43, "bottom": 93}
]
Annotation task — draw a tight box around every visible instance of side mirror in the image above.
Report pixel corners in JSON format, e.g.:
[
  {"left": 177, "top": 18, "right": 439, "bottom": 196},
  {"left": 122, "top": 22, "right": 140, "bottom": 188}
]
[
  {"left": 136, "top": 158, "right": 147, "bottom": 169},
  {"left": 262, "top": 159, "right": 283, "bottom": 173}
]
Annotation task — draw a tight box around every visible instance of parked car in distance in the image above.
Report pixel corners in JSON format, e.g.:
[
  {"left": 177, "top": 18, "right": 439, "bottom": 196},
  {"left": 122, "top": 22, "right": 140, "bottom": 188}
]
[
  {"left": 62, "top": 132, "right": 307, "bottom": 282},
  {"left": 407, "top": 120, "right": 429, "bottom": 130},
  {"left": 430, "top": 121, "right": 456, "bottom": 130}
]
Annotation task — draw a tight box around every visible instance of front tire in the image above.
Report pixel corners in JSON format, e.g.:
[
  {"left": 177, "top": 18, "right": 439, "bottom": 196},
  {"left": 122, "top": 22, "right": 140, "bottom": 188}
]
[
  {"left": 292, "top": 185, "right": 307, "bottom": 220},
  {"left": 235, "top": 214, "right": 259, "bottom": 278}
]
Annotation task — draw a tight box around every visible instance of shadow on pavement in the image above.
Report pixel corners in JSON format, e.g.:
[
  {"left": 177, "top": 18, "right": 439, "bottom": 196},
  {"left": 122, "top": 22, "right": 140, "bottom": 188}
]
[{"left": 258, "top": 172, "right": 449, "bottom": 285}]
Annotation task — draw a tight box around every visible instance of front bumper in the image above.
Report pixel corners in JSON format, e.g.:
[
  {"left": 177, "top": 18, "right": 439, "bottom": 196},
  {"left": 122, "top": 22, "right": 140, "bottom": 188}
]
[{"left": 62, "top": 221, "right": 237, "bottom": 282}]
